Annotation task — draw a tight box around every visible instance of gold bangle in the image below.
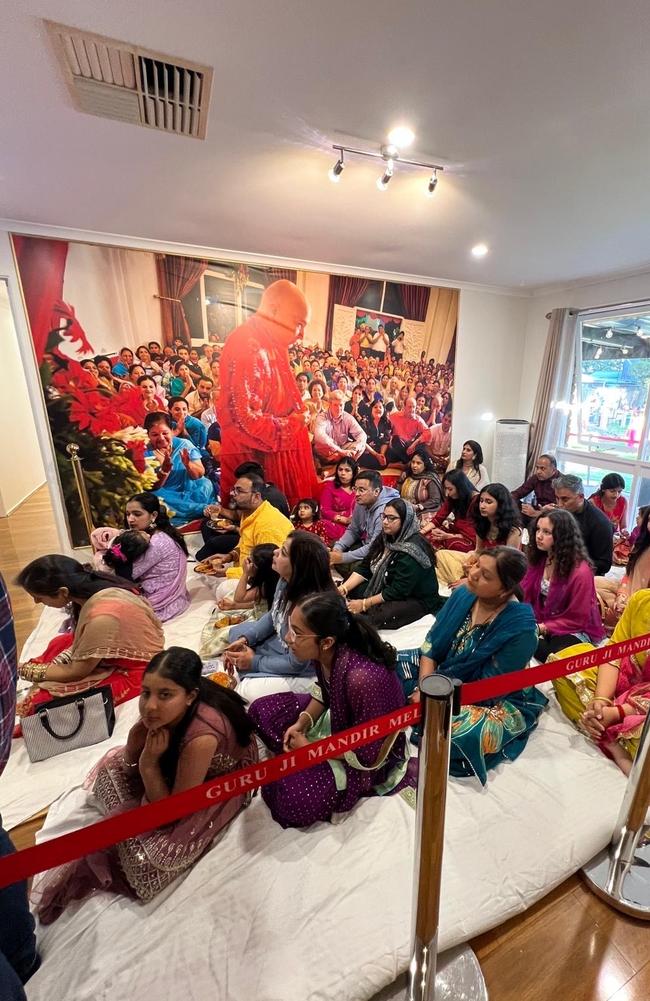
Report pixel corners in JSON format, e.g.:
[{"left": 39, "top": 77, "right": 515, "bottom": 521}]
[
  {"left": 362, "top": 598, "right": 367, "bottom": 612},
  {"left": 589, "top": 696, "right": 614, "bottom": 707},
  {"left": 298, "top": 710, "right": 314, "bottom": 730},
  {"left": 19, "top": 662, "right": 48, "bottom": 683}
]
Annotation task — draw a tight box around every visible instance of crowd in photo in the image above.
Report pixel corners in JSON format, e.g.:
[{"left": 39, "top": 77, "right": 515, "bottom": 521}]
[{"left": 3, "top": 328, "right": 650, "bottom": 981}]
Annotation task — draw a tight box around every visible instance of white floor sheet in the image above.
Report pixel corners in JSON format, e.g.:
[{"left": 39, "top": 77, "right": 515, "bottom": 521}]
[
  {"left": 3, "top": 572, "right": 432, "bottom": 830},
  {"left": 24, "top": 687, "right": 626, "bottom": 1001},
  {"left": 6, "top": 571, "right": 629, "bottom": 1000}
]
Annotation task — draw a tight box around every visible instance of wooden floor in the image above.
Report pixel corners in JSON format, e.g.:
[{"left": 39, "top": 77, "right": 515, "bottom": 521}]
[
  {"left": 1, "top": 484, "right": 61, "bottom": 650},
  {"left": 3, "top": 487, "right": 650, "bottom": 999}
]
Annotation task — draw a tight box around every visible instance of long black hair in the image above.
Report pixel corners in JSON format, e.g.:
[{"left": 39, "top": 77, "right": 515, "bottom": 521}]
[
  {"left": 526, "top": 509, "right": 591, "bottom": 579},
  {"left": 283, "top": 531, "right": 336, "bottom": 606},
  {"left": 145, "top": 647, "right": 254, "bottom": 786},
  {"left": 408, "top": 448, "right": 437, "bottom": 477},
  {"left": 125, "top": 492, "right": 189, "bottom": 555},
  {"left": 442, "top": 469, "right": 477, "bottom": 519},
  {"left": 596, "top": 472, "right": 625, "bottom": 497},
  {"left": 627, "top": 506, "right": 650, "bottom": 578},
  {"left": 473, "top": 483, "right": 522, "bottom": 542},
  {"left": 247, "top": 543, "right": 280, "bottom": 606},
  {"left": 455, "top": 439, "right": 483, "bottom": 475},
  {"left": 297, "top": 592, "right": 396, "bottom": 669},
  {"left": 16, "top": 555, "right": 138, "bottom": 623}
]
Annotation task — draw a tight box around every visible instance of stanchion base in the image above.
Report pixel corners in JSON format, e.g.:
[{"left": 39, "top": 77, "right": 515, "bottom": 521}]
[
  {"left": 582, "top": 826, "right": 650, "bottom": 920},
  {"left": 370, "top": 945, "right": 488, "bottom": 1000}
]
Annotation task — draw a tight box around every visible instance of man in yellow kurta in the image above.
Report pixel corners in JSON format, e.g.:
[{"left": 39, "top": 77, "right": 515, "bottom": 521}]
[{"left": 208, "top": 473, "right": 292, "bottom": 580}]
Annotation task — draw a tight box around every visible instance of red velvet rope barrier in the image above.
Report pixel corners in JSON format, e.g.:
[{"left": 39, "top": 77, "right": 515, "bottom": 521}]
[{"left": 1, "top": 632, "right": 649, "bottom": 890}]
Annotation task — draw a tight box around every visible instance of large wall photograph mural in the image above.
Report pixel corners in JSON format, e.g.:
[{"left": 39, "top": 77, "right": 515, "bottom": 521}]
[{"left": 12, "top": 234, "right": 459, "bottom": 547}]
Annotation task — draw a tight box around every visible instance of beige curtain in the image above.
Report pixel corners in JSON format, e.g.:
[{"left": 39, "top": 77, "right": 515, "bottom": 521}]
[
  {"left": 420, "top": 287, "right": 459, "bottom": 363},
  {"left": 526, "top": 307, "right": 578, "bottom": 473}
]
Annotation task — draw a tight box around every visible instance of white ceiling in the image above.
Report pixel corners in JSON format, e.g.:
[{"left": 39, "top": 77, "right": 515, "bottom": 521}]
[{"left": 2, "top": 0, "right": 650, "bottom": 290}]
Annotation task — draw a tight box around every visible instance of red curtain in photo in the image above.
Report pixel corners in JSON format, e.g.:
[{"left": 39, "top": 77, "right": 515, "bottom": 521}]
[
  {"left": 155, "top": 255, "right": 208, "bottom": 346},
  {"left": 399, "top": 283, "right": 430, "bottom": 323},
  {"left": 12, "top": 235, "right": 69, "bottom": 363},
  {"left": 324, "top": 276, "right": 371, "bottom": 350}
]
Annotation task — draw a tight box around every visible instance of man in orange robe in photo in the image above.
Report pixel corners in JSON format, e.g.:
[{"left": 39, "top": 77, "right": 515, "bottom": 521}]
[{"left": 219, "top": 280, "right": 318, "bottom": 506}]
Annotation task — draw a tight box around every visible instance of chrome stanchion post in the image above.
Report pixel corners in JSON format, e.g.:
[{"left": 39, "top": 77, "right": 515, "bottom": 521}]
[
  {"left": 406, "top": 676, "right": 488, "bottom": 1001},
  {"left": 66, "top": 443, "right": 95, "bottom": 543},
  {"left": 582, "top": 711, "right": 650, "bottom": 918}
]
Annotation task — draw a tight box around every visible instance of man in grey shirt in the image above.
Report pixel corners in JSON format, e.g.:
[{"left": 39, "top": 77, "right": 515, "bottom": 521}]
[{"left": 330, "top": 469, "right": 399, "bottom": 574}]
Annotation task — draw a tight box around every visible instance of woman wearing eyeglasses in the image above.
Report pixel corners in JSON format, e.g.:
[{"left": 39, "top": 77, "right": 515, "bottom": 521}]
[
  {"left": 249, "top": 591, "right": 416, "bottom": 828},
  {"left": 337, "top": 499, "right": 443, "bottom": 629}
]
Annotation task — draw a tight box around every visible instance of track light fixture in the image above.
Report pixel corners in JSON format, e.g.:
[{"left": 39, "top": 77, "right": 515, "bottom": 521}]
[
  {"left": 328, "top": 154, "right": 345, "bottom": 183},
  {"left": 328, "top": 136, "right": 444, "bottom": 197},
  {"left": 376, "top": 159, "right": 394, "bottom": 191}
]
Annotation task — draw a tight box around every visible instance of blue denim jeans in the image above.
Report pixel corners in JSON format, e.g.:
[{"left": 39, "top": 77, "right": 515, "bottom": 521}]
[{"left": 0, "top": 821, "right": 39, "bottom": 1001}]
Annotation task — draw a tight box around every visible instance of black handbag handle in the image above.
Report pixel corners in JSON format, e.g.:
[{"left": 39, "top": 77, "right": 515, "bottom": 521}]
[{"left": 39, "top": 700, "right": 86, "bottom": 741}]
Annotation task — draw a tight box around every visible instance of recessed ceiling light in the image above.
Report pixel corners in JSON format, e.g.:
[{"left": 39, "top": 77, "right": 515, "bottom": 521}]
[
  {"left": 387, "top": 125, "right": 415, "bottom": 148},
  {"left": 471, "top": 243, "right": 489, "bottom": 258}
]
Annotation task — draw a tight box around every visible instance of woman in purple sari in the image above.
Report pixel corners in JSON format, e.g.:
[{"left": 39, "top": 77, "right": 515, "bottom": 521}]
[{"left": 249, "top": 592, "right": 416, "bottom": 828}]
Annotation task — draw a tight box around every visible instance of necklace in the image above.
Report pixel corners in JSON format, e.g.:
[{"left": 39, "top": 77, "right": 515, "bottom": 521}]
[{"left": 471, "top": 599, "right": 509, "bottom": 628}]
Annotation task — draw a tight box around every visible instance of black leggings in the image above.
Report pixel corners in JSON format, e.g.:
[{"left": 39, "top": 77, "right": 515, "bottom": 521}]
[
  {"left": 361, "top": 599, "right": 427, "bottom": 630},
  {"left": 535, "top": 633, "right": 583, "bottom": 663},
  {"left": 195, "top": 525, "right": 239, "bottom": 562}
]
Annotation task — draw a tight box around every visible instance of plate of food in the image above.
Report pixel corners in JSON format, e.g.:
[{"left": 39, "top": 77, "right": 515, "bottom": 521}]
[{"left": 194, "top": 561, "right": 221, "bottom": 576}]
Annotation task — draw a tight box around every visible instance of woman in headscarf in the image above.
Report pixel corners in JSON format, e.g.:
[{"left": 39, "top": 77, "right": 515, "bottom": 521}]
[
  {"left": 338, "top": 498, "right": 443, "bottom": 629},
  {"left": 396, "top": 448, "right": 444, "bottom": 527}
]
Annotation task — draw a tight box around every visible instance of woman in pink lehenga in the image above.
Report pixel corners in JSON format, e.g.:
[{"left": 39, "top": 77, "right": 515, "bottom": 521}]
[{"left": 35, "top": 648, "right": 258, "bottom": 923}]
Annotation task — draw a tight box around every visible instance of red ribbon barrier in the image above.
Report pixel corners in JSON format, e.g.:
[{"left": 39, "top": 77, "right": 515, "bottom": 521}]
[
  {"left": 462, "top": 632, "right": 650, "bottom": 705},
  {"left": 2, "top": 632, "right": 649, "bottom": 891},
  {"left": 0, "top": 704, "right": 420, "bottom": 890}
]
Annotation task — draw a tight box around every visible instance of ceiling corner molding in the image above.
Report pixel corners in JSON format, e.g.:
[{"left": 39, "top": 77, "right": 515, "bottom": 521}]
[
  {"left": 0, "top": 218, "right": 530, "bottom": 298},
  {"left": 530, "top": 260, "right": 650, "bottom": 299}
]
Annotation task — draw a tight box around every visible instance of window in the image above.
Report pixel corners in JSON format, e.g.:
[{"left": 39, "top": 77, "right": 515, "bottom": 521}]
[
  {"left": 356, "top": 281, "right": 405, "bottom": 316},
  {"left": 557, "top": 305, "right": 650, "bottom": 514},
  {"left": 182, "top": 264, "right": 266, "bottom": 342}
]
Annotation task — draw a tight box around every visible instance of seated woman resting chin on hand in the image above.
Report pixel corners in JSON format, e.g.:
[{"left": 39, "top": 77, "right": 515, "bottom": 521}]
[
  {"left": 33, "top": 647, "right": 258, "bottom": 924},
  {"left": 554, "top": 589, "right": 650, "bottom": 776}
]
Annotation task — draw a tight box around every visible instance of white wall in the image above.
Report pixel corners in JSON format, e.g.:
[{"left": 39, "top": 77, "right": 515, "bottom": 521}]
[
  {"left": 0, "top": 281, "right": 45, "bottom": 515},
  {"left": 519, "top": 269, "right": 650, "bottom": 420},
  {"left": 453, "top": 289, "right": 530, "bottom": 473},
  {"left": 62, "top": 243, "right": 163, "bottom": 356}
]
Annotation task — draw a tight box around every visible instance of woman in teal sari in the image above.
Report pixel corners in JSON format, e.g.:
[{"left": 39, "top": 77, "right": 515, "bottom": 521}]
[
  {"left": 144, "top": 412, "right": 215, "bottom": 525},
  {"left": 416, "top": 546, "right": 547, "bottom": 784}
]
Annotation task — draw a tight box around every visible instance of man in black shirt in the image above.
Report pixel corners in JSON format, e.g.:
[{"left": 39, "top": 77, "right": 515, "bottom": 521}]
[
  {"left": 196, "top": 460, "right": 290, "bottom": 561},
  {"left": 554, "top": 474, "right": 613, "bottom": 576}
]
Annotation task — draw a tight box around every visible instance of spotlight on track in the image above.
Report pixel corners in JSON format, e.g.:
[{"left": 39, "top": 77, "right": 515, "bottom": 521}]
[
  {"left": 427, "top": 170, "right": 438, "bottom": 196},
  {"left": 328, "top": 155, "right": 345, "bottom": 183},
  {"left": 377, "top": 160, "right": 394, "bottom": 191}
]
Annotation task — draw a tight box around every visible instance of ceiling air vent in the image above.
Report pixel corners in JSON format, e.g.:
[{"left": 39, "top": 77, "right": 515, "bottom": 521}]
[{"left": 45, "top": 20, "right": 213, "bottom": 139}]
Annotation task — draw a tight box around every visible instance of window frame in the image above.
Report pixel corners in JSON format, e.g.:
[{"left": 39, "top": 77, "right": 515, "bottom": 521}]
[{"left": 556, "top": 301, "right": 650, "bottom": 517}]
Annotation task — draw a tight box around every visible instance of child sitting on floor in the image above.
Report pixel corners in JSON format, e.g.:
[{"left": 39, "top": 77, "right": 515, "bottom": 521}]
[
  {"left": 217, "top": 542, "right": 279, "bottom": 613},
  {"left": 290, "top": 498, "right": 330, "bottom": 543}
]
